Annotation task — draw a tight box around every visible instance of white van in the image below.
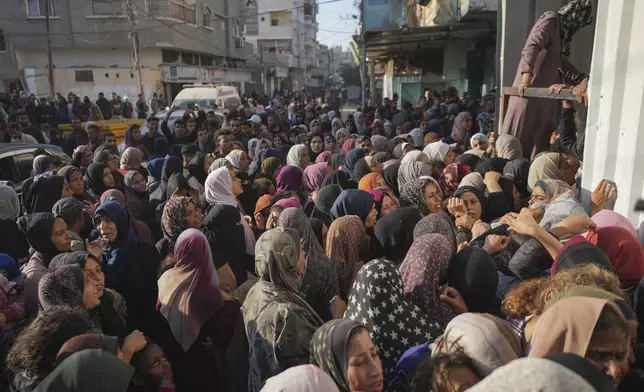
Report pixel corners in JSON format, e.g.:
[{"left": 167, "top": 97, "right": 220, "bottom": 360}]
[{"left": 171, "top": 85, "right": 241, "bottom": 111}]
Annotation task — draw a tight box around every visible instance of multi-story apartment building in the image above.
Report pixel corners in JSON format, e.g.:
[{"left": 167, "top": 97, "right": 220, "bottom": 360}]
[
  {"left": 0, "top": 0, "right": 253, "bottom": 100},
  {"left": 245, "top": 0, "right": 327, "bottom": 95}
]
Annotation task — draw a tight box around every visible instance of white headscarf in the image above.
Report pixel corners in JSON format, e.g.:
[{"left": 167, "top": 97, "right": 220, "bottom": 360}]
[
  {"left": 423, "top": 141, "right": 450, "bottom": 162},
  {"left": 0, "top": 185, "right": 20, "bottom": 220},
  {"left": 261, "top": 365, "right": 340, "bottom": 392},
  {"left": 205, "top": 167, "right": 238, "bottom": 207},
  {"left": 409, "top": 128, "right": 424, "bottom": 148},
  {"left": 286, "top": 144, "right": 309, "bottom": 169}
]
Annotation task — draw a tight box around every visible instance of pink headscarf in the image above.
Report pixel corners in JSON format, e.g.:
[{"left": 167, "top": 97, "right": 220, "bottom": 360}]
[
  {"left": 303, "top": 162, "right": 328, "bottom": 193},
  {"left": 274, "top": 197, "right": 301, "bottom": 209},
  {"left": 590, "top": 209, "right": 638, "bottom": 238},
  {"left": 341, "top": 138, "right": 357, "bottom": 153},
  {"left": 315, "top": 151, "right": 333, "bottom": 164},
  {"left": 158, "top": 229, "right": 224, "bottom": 351}
]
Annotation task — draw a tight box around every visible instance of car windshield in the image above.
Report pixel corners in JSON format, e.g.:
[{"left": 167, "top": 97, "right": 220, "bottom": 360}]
[{"left": 174, "top": 100, "right": 211, "bottom": 110}]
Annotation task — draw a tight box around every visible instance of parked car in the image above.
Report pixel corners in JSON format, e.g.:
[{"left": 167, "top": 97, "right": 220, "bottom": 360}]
[{"left": 0, "top": 144, "right": 72, "bottom": 195}]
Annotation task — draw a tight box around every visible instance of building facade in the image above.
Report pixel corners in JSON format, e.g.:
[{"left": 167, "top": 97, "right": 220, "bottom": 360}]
[
  {"left": 0, "top": 0, "right": 252, "bottom": 101},
  {"left": 244, "top": 0, "right": 327, "bottom": 95}
]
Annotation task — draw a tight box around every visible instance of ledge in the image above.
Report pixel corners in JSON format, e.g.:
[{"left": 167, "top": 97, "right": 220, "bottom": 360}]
[
  {"left": 26, "top": 16, "right": 61, "bottom": 20},
  {"left": 86, "top": 15, "right": 127, "bottom": 19}
]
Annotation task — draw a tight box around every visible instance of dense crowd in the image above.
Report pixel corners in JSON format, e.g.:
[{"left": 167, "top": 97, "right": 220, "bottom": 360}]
[{"left": 1, "top": 2, "right": 643, "bottom": 391}]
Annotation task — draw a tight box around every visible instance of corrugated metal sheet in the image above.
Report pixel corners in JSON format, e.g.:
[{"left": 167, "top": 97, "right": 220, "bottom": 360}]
[{"left": 582, "top": 0, "right": 644, "bottom": 228}]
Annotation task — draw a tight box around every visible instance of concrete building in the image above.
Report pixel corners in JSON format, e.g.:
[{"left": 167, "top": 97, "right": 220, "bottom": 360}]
[
  {"left": 0, "top": 0, "right": 253, "bottom": 101},
  {"left": 245, "top": 0, "right": 327, "bottom": 94}
]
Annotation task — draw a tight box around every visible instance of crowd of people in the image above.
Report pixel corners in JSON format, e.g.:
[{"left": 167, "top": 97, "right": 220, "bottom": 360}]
[{"left": 0, "top": 2, "right": 643, "bottom": 391}]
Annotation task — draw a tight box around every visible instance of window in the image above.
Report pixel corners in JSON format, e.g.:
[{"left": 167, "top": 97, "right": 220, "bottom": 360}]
[
  {"left": 234, "top": 20, "right": 242, "bottom": 37},
  {"left": 181, "top": 52, "right": 198, "bottom": 66},
  {"left": 271, "top": 19, "right": 278, "bottom": 26},
  {"left": 0, "top": 30, "right": 5, "bottom": 52},
  {"left": 26, "top": 0, "right": 55, "bottom": 17},
  {"left": 75, "top": 70, "right": 94, "bottom": 82},
  {"left": 148, "top": 0, "right": 196, "bottom": 24},
  {"left": 14, "top": 153, "right": 35, "bottom": 183},
  {"left": 201, "top": 55, "right": 213, "bottom": 66},
  {"left": 203, "top": 6, "right": 211, "bottom": 27},
  {"left": 92, "top": 0, "right": 123, "bottom": 15},
  {"left": 162, "top": 49, "right": 180, "bottom": 63}
]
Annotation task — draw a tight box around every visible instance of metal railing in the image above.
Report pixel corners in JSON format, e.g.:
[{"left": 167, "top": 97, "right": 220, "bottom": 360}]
[
  {"left": 499, "top": 87, "right": 576, "bottom": 128},
  {"left": 148, "top": 0, "right": 196, "bottom": 24},
  {"left": 92, "top": 0, "right": 124, "bottom": 15}
]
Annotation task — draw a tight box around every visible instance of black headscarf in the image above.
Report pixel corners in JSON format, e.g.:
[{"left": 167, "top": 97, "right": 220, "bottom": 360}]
[
  {"left": 310, "top": 319, "right": 365, "bottom": 391},
  {"left": 17, "top": 212, "right": 65, "bottom": 264},
  {"left": 309, "top": 217, "right": 325, "bottom": 248},
  {"left": 455, "top": 153, "right": 482, "bottom": 170},
  {"left": 320, "top": 171, "right": 357, "bottom": 190},
  {"left": 159, "top": 156, "right": 183, "bottom": 195},
  {"left": 447, "top": 247, "right": 500, "bottom": 316},
  {"left": 373, "top": 207, "right": 422, "bottom": 265},
  {"left": 188, "top": 152, "right": 208, "bottom": 185},
  {"left": 25, "top": 175, "right": 65, "bottom": 214},
  {"left": 330, "top": 153, "right": 346, "bottom": 171},
  {"left": 203, "top": 204, "right": 254, "bottom": 283},
  {"left": 48, "top": 251, "right": 90, "bottom": 271},
  {"left": 503, "top": 158, "right": 531, "bottom": 198},
  {"left": 343, "top": 148, "right": 367, "bottom": 179},
  {"left": 312, "top": 185, "right": 343, "bottom": 227},
  {"left": 330, "top": 189, "right": 374, "bottom": 223},
  {"left": 52, "top": 197, "right": 84, "bottom": 227},
  {"left": 453, "top": 186, "right": 489, "bottom": 221},
  {"left": 352, "top": 158, "right": 372, "bottom": 183},
  {"left": 84, "top": 163, "right": 109, "bottom": 198},
  {"left": 475, "top": 157, "right": 508, "bottom": 176},
  {"left": 382, "top": 163, "right": 401, "bottom": 197},
  {"left": 553, "top": 241, "right": 612, "bottom": 275}
]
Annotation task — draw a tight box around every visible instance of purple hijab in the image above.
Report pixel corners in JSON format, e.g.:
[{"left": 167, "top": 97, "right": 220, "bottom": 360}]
[
  {"left": 303, "top": 162, "right": 328, "bottom": 193},
  {"left": 276, "top": 165, "right": 303, "bottom": 193}
]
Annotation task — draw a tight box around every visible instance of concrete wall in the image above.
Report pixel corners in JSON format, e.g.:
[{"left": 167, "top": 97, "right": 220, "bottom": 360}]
[
  {"left": 24, "top": 67, "right": 161, "bottom": 99},
  {"left": 443, "top": 39, "right": 475, "bottom": 94}
]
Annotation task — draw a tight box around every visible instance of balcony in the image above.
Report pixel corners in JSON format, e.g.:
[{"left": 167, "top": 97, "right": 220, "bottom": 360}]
[
  {"left": 148, "top": 0, "right": 196, "bottom": 24},
  {"left": 92, "top": 0, "right": 124, "bottom": 15},
  {"left": 263, "top": 52, "right": 299, "bottom": 68},
  {"left": 160, "top": 64, "right": 251, "bottom": 83}
]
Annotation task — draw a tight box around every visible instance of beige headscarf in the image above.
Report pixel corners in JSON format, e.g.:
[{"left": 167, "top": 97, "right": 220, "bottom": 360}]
[
  {"left": 261, "top": 365, "right": 340, "bottom": 392},
  {"left": 528, "top": 296, "right": 613, "bottom": 357},
  {"left": 495, "top": 134, "right": 523, "bottom": 160},
  {"left": 527, "top": 152, "right": 565, "bottom": 191},
  {"left": 120, "top": 147, "right": 143, "bottom": 170}
]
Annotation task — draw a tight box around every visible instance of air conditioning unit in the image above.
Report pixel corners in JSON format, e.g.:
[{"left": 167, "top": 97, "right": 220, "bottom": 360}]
[{"left": 235, "top": 37, "right": 244, "bottom": 48}]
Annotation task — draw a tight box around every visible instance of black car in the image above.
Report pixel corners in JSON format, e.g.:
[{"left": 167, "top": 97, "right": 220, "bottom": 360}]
[{"left": 0, "top": 144, "right": 72, "bottom": 195}]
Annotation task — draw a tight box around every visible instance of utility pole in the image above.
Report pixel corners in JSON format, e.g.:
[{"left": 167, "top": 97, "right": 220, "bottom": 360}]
[
  {"left": 45, "top": 0, "right": 54, "bottom": 98},
  {"left": 124, "top": 0, "right": 144, "bottom": 96}
]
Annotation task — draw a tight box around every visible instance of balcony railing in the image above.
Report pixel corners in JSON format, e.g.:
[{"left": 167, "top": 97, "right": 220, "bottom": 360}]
[
  {"left": 148, "top": 0, "right": 196, "bottom": 24},
  {"left": 92, "top": 0, "right": 124, "bottom": 15}
]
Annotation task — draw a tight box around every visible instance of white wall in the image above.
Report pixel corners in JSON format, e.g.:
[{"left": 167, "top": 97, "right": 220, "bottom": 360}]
[
  {"left": 582, "top": 0, "right": 644, "bottom": 227},
  {"left": 16, "top": 48, "right": 163, "bottom": 69}
]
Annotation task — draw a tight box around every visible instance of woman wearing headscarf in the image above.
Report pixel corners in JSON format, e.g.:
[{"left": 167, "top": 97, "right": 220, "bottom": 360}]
[
  {"left": 351, "top": 158, "right": 372, "bottom": 183},
  {"left": 149, "top": 156, "right": 183, "bottom": 212},
  {"left": 495, "top": 134, "right": 523, "bottom": 161},
  {"left": 371, "top": 135, "right": 388, "bottom": 153},
  {"left": 226, "top": 149, "right": 251, "bottom": 173},
  {"left": 123, "top": 171, "right": 153, "bottom": 224},
  {"left": 93, "top": 146, "right": 126, "bottom": 191},
  {"left": 100, "top": 189, "right": 153, "bottom": 244},
  {"left": 413, "top": 214, "right": 457, "bottom": 255},
  {"left": 451, "top": 184, "right": 510, "bottom": 243},
  {"left": 529, "top": 153, "right": 576, "bottom": 194},
  {"left": 397, "top": 161, "right": 433, "bottom": 191},
  {"left": 275, "top": 165, "right": 303, "bottom": 196},
  {"left": 382, "top": 162, "right": 401, "bottom": 196},
  {"left": 443, "top": 112, "right": 473, "bottom": 146},
  {"left": 203, "top": 204, "right": 255, "bottom": 288},
  {"left": 156, "top": 195, "right": 204, "bottom": 259},
  {"left": 431, "top": 313, "right": 522, "bottom": 377},
  {"left": 342, "top": 148, "right": 367, "bottom": 181},
  {"left": 259, "top": 157, "right": 283, "bottom": 182},
  {"left": 48, "top": 251, "right": 127, "bottom": 338},
  {"left": 529, "top": 296, "right": 630, "bottom": 387},
  {"left": 149, "top": 137, "right": 169, "bottom": 161},
  {"left": 330, "top": 189, "right": 377, "bottom": 228},
  {"left": 84, "top": 162, "right": 115, "bottom": 202},
  {"left": 17, "top": 212, "right": 71, "bottom": 316},
  {"left": 261, "top": 365, "right": 341, "bottom": 392},
  {"left": 158, "top": 229, "right": 244, "bottom": 391},
  {"left": 93, "top": 202, "right": 163, "bottom": 344},
  {"left": 286, "top": 144, "right": 310, "bottom": 170},
  {"left": 330, "top": 153, "right": 346, "bottom": 171},
  {"left": 459, "top": 172, "right": 485, "bottom": 191},
  {"left": 242, "top": 228, "right": 324, "bottom": 391},
  {"left": 399, "top": 234, "right": 457, "bottom": 329},
  {"left": 315, "top": 150, "right": 333, "bottom": 164},
  {"left": 146, "top": 157, "right": 165, "bottom": 193},
  {"left": 303, "top": 162, "right": 328, "bottom": 197},
  {"left": 441, "top": 162, "right": 472, "bottom": 198},
  {"left": 205, "top": 167, "right": 256, "bottom": 255},
  {"left": 321, "top": 170, "right": 356, "bottom": 190},
  {"left": 400, "top": 177, "right": 443, "bottom": 217},
  {"left": 72, "top": 145, "right": 93, "bottom": 173},
  {"left": 346, "top": 259, "right": 440, "bottom": 383},
  {"left": 0, "top": 185, "right": 30, "bottom": 262},
  {"left": 358, "top": 172, "right": 384, "bottom": 192},
  {"left": 311, "top": 185, "right": 342, "bottom": 227},
  {"left": 341, "top": 138, "right": 357, "bottom": 154},
  {"left": 58, "top": 165, "right": 95, "bottom": 204},
  {"left": 325, "top": 135, "right": 338, "bottom": 153},
  {"left": 310, "top": 319, "right": 384, "bottom": 392},
  {"left": 502, "top": 0, "right": 592, "bottom": 159},
  {"left": 448, "top": 247, "right": 501, "bottom": 315},
  {"left": 373, "top": 207, "right": 422, "bottom": 265},
  {"left": 584, "top": 226, "right": 644, "bottom": 288},
  {"left": 278, "top": 208, "right": 342, "bottom": 321},
  {"left": 119, "top": 147, "right": 146, "bottom": 178},
  {"left": 24, "top": 175, "right": 73, "bottom": 214},
  {"left": 325, "top": 216, "right": 370, "bottom": 301}
]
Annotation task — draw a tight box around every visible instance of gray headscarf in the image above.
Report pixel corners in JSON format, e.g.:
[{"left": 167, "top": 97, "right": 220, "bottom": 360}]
[
  {"left": 371, "top": 135, "right": 388, "bottom": 152},
  {"left": 414, "top": 214, "right": 457, "bottom": 255},
  {"left": 398, "top": 161, "right": 432, "bottom": 191},
  {"left": 0, "top": 185, "right": 20, "bottom": 220},
  {"left": 278, "top": 207, "right": 329, "bottom": 270},
  {"left": 255, "top": 227, "right": 302, "bottom": 292},
  {"left": 459, "top": 172, "right": 486, "bottom": 191},
  {"left": 409, "top": 128, "right": 424, "bottom": 148},
  {"left": 496, "top": 134, "right": 523, "bottom": 161}
]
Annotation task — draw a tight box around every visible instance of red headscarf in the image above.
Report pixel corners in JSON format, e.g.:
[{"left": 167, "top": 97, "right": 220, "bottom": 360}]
[
  {"left": 585, "top": 226, "right": 644, "bottom": 287},
  {"left": 341, "top": 138, "right": 357, "bottom": 153}
]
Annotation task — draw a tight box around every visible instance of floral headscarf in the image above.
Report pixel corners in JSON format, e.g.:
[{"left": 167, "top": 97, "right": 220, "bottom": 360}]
[
  {"left": 325, "top": 215, "right": 368, "bottom": 299},
  {"left": 441, "top": 163, "right": 472, "bottom": 197},
  {"left": 557, "top": 0, "right": 593, "bottom": 58},
  {"left": 161, "top": 196, "right": 192, "bottom": 246},
  {"left": 400, "top": 177, "right": 439, "bottom": 216}
]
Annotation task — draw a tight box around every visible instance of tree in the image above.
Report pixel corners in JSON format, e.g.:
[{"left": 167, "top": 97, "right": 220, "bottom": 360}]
[{"left": 339, "top": 65, "right": 361, "bottom": 86}]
